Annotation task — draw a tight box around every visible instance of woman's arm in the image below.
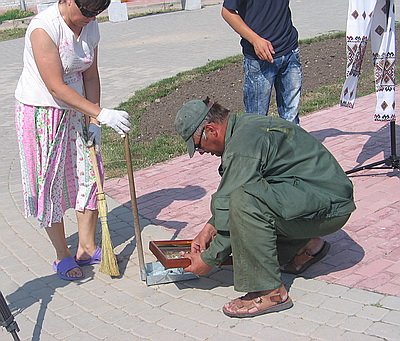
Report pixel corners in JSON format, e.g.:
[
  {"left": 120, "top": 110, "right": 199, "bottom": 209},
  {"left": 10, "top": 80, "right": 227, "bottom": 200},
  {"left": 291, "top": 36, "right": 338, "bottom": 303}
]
[
  {"left": 82, "top": 47, "right": 101, "bottom": 124},
  {"left": 30, "top": 28, "right": 102, "bottom": 118}
]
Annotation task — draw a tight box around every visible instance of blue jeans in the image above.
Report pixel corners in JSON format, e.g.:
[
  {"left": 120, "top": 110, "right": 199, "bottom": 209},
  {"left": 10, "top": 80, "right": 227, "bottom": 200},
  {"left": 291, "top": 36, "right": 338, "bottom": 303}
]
[{"left": 243, "top": 48, "right": 302, "bottom": 124}]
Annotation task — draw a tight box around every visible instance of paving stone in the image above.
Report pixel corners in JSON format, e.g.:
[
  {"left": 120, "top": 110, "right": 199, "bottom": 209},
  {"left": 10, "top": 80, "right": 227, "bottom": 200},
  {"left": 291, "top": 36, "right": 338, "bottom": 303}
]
[
  {"left": 206, "top": 330, "right": 250, "bottom": 341},
  {"left": 143, "top": 291, "right": 174, "bottom": 307},
  {"left": 162, "top": 299, "right": 200, "bottom": 316},
  {"left": 154, "top": 282, "right": 190, "bottom": 298},
  {"left": 41, "top": 310, "right": 76, "bottom": 336},
  {"left": 297, "top": 292, "right": 328, "bottom": 308},
  {"left": 67, "top": 311, "right": 104, "bottom": 332},
  {"left": 188, "top": 307, "right": 224, "bottom": 327},
  {"left": 322, "top": 297, "right": 364, "bottom": 315},
  {"left": 150, "top": 330, "right": 197, "bottom": 341},
  {"left": 284, "top": 301, "right": 314, "bottom": 318},
  {"left": 379, "top": 295, "right": 400, "bottom": 311},
  {"left": 87, "top": 323, "right": 126, "bottom": 339},
  {"left": 291, "top": 278, "right": 328, "bottom": 293},
  {"left": 340, "top": 331, "right": 384, "bottom": 341},
  {"left": 62, "top": 332, "right": 99, "bottom": 341},
  {"left": 382, "top": 310, "right": 400, "bottom": 326},
  {"left": 339, "top": 315, "right": 374, "bottom": 333},
  {"left": 52, "top": 325, "right": 82, "bottom": 340},
  {"left": 227, "top": 318, "right": 265, "bottom": 337},
  {"left": 122, "top": 299, "right": 153, "bottom": 316},
  {"left": 157, "top": 314, "right": 199, "bottom": 334},
  {"left": 136, "top": 306, "right": 171, "bottom": 323},
  {"left": 182, "top": 277, "right": 221, "bottom": 290},
  {"left": 253, "top": 326, "right": 310, "bottom": 341},
  {"left": 301, "top": 307, "right": 340, "bottom": 324},
  {"left": 356, "top": 305, "right": 389, "bottom": 321},
  {"left": 318, "top": 283, "right": 350, "bottom": 297},
  {"left": 184, "top": 322, "right": 222, "bottom": 340},
  {"left": 274, "top": 315, "right": 320, "bottom": 336},
  {"left": 325, "top": 312, "right": 349, "bottom": 328},
  {"left": 366, "top": 321, "right": 400, "bottom": 340},
  {"left": 98, "top": 307, "right": 129, "bottom": 323},
  {"left": 112, "top": 314, "right": 143, "bottom": 332},
  {"left": 130, "top": 318, "right": 168, "bottom": 338},
  {"left": 312, "top": 325, "right": 345, "bottom": 340},
  {"left": 340, "top": 287, "right": 384, "bottom": 305}
]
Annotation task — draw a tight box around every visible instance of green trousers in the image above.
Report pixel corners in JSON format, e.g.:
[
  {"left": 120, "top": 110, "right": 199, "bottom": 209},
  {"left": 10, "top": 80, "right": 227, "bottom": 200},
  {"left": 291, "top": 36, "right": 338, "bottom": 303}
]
[{"left": 229, "top": 186, "right": 351, "bottom": 292}]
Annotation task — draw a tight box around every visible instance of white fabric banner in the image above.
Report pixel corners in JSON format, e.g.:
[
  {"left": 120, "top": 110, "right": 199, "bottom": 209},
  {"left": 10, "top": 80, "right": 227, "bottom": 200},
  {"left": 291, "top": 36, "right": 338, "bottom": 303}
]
[{"left": 340, "top": 0, "right": 396, "bottom": 121}]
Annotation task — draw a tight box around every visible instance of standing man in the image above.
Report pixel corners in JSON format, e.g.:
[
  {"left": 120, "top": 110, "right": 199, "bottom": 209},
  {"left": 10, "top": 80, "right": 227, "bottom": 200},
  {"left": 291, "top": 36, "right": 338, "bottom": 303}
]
[
  {"left": 175, "top": 98, "right": 356, "bottom": 318},
  {"left": 222, "top": 0, "right": 302, "bottom": 124}
]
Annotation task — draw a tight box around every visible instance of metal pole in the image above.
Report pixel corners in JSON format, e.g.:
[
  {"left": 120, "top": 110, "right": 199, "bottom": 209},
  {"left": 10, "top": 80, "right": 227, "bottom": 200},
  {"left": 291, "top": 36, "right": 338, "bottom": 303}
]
[{"left": 0, "top": 291, "right": 20, "bottom": 341}]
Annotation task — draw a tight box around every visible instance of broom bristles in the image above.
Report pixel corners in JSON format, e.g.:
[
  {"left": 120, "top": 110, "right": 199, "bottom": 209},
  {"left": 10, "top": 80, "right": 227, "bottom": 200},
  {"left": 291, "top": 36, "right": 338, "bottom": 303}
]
[
  {"left": 97, "top": 193, "right": 120, "bottom": 277},
  {"left": 99, "top": 218, "right": 120, "bottom": 277}
]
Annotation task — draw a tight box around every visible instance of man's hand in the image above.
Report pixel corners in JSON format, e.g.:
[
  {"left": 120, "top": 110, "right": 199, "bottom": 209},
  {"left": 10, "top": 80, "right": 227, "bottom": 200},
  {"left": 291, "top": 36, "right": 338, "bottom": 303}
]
[
  {"left": 191, "top": 223, "right": 217, "bottom": 253},
  {"left": 253, "top": 36, "right": 275, "bottom": 62},
  {"left": 183, "top": 252, "right": 213, "bottom": 275}
]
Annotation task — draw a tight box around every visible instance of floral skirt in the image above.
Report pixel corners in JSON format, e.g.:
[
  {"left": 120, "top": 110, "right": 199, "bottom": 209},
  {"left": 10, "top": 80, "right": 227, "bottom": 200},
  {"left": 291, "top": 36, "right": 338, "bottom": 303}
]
[{"left": 15, "top": 102, "right": 103, "bottom": 228}]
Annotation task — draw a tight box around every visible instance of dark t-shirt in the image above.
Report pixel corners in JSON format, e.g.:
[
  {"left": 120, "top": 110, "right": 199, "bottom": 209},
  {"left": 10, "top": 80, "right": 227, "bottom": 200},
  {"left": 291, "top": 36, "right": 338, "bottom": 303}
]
[{"left": 223, "top": 0, "right": 299, "bottom": 59}]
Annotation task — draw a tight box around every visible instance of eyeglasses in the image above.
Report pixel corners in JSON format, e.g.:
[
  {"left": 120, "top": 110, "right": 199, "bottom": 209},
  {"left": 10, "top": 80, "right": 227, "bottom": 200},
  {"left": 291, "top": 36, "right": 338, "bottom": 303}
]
[
  {"left": 75, "top": 0, "right": 107, "bottom": 18},
  {"left": 194, "top": 126, "right": 206, "bottom": 153}
]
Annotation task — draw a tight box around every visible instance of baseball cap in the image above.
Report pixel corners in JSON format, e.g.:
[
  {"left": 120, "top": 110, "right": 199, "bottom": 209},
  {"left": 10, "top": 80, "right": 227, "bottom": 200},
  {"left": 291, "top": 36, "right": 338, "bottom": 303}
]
[{"left": 174, "top": 99, "right": 212, "bottom": 157}]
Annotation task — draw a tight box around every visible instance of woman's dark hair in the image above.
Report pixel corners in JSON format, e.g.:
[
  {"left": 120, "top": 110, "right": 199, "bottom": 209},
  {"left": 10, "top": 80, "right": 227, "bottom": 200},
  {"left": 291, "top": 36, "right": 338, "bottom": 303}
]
[{"left": 71, "top": 0, "right": 111, "bottom": 12}]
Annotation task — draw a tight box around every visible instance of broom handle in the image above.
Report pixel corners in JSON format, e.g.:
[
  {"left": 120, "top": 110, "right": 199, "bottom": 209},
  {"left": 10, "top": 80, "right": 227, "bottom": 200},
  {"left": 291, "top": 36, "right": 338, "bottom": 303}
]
[
  {"left": 123, "top": 135, "right": 146, "bottom": 279},
  {"left": 89, "top": 146, "right": 104, "bottom": 194}
]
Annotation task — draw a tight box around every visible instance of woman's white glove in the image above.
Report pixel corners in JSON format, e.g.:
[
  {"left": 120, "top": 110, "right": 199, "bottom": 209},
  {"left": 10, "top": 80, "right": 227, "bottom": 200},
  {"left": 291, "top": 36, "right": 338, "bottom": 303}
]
[
  {"left": 97, "top": 108, "right": 131, "bottom": 135},
  {"left": 87, "top": 123, "right": 101, "bottom": 152}
]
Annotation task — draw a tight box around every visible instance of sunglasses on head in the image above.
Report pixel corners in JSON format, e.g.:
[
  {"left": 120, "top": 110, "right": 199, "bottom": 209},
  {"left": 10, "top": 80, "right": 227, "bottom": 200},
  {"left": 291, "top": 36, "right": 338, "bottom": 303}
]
[{"left": 75, "top": 0, "right": 108, "bottom": 18}]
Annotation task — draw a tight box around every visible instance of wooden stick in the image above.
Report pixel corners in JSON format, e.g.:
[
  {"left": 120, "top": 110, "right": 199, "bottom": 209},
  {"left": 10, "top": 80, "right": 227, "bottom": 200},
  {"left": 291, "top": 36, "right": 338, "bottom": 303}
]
[{"left": 123, "top": 135, "right": 146, "bottom": 280}]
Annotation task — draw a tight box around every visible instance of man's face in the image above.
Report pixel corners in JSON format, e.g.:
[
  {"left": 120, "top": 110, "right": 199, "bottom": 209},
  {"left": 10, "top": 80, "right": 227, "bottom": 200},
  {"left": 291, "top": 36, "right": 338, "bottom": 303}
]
[{"left": 193, "top": 124, "right": 225, "bottom": 157}]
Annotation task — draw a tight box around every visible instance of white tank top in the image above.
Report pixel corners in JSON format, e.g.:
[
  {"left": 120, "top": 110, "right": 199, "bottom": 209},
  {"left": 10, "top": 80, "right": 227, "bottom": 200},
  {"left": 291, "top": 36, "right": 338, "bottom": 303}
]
[{"left": 15, "top": 3, "right": 100, "bottom": 109}]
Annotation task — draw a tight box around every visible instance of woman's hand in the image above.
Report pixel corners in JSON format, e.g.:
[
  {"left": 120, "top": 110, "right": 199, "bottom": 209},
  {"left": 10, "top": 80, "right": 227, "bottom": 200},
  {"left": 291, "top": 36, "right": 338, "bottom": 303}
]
[{"left": 97, "top": 108, "right": 131, "bottom": 135}]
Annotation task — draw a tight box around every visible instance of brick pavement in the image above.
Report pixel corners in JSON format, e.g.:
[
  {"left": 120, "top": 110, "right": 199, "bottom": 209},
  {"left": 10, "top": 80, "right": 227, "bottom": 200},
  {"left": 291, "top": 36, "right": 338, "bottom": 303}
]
[{"left": 1, "top": 1, "right": 400, "bottom": 340}]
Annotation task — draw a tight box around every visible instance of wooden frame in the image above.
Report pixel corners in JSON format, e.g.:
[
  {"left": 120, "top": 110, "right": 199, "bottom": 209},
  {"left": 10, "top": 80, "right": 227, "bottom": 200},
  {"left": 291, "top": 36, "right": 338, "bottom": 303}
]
[
  {"left": 149, "top": 240, "right": 192, "bottom": 269},
  {"left": 149, "top": 239, "right": 233, "bottom": 269}
]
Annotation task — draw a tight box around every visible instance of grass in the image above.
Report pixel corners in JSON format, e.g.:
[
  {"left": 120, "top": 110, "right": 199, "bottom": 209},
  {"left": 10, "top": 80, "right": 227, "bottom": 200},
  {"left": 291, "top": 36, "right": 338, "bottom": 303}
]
[{"left": 0, "top": 9, "right": 34, "bottom": 23}]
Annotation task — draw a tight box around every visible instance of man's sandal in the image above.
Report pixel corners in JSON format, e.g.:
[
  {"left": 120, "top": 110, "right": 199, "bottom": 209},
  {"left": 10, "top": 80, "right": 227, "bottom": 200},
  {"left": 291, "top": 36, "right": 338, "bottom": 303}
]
[
  {"left": 222, "top": 290, "right": 293, "bottom": 318},
  {"left": 281, "top": 241, "right": 331, "bottom": 275}
]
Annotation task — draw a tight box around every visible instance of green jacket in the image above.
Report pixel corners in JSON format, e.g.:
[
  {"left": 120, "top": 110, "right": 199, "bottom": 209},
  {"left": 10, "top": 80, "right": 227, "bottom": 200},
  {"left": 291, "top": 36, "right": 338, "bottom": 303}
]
[{"left": 201, "top": 114, "right": 356, "bottom": 266}]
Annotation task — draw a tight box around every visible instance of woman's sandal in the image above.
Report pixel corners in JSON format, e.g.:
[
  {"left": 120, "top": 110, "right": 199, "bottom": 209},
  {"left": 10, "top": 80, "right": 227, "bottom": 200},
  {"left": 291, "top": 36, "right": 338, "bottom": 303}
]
[
  {"left": 75, "top": 246, "right": 102, "bottom": 266},
  {"left": 281, "top": 241, "right": 331, "bottom": 275},
  {"left": 222, "top": 289, "right": 293, "bottom": 318},
  {"left": 53, "top": 257, "right": 83, "bottom": 281}
]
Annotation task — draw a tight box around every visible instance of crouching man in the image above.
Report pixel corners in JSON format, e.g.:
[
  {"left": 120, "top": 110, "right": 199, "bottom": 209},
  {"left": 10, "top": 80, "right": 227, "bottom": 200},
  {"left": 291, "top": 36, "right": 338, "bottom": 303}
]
[{"left": 174, "top": 98, "right": 356, "bottom": 318}]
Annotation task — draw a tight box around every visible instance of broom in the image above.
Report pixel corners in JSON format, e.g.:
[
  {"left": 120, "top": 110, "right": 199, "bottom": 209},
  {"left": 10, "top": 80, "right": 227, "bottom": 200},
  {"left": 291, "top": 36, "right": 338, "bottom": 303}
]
[{"left": 89, "top": 146, "right": 120, "bottom": 277}]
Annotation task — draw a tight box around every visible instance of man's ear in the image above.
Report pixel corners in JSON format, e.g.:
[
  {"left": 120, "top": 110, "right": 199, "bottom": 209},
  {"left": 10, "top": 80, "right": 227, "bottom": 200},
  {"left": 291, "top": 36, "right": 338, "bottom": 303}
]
[{"left": 205, "top": 123, "right": 218, "bottom": 137}]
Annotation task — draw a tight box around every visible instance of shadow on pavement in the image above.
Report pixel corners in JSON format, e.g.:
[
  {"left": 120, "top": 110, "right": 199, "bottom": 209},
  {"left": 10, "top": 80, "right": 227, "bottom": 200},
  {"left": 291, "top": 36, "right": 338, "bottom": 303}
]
[
  {"left": 6, "top": 269, "right": 95, "bottom": 341},
  {"left": 310, "top": 123, "right": 400, "bottom": 172},
  {"left": 175, "top": 230, "right": 364, "bottom": 294},
  {"left": 108, "top": 185, "right": 207, "bottom": 276}
]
